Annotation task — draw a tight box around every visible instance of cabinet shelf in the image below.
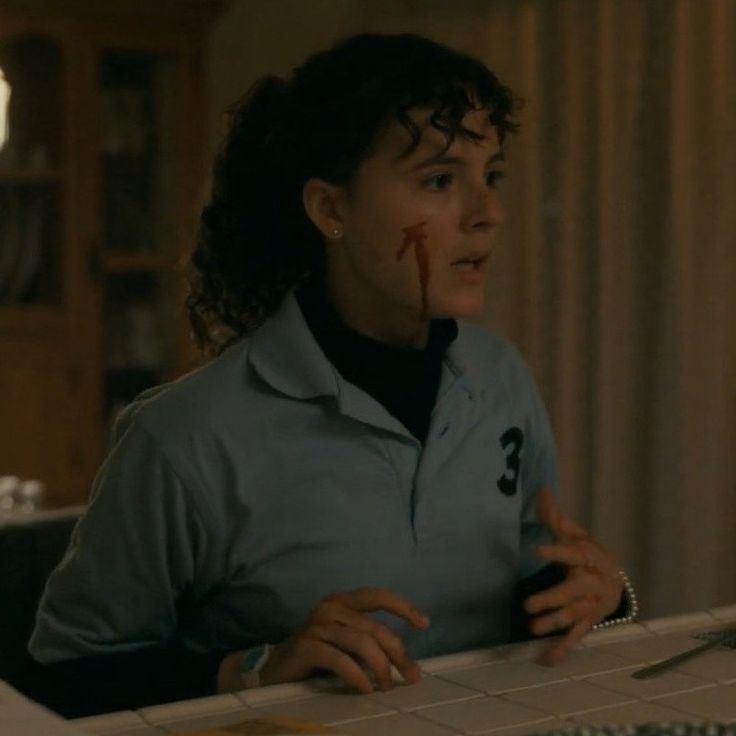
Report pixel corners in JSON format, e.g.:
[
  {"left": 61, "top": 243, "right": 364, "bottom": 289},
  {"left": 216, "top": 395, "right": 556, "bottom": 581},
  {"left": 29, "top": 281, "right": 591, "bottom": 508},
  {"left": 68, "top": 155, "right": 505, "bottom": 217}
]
[
  {"left": 0, "top": 167, "right": 64, "bottom": 184},
  {"left": 0, "top": 7, "right": 212, "bottom": 504},
  {"left": 101, "top": 251, "right": 175, "bottom": 273},
  {"left": 0, "top": 305, "right": 62, "bottom": 335}
]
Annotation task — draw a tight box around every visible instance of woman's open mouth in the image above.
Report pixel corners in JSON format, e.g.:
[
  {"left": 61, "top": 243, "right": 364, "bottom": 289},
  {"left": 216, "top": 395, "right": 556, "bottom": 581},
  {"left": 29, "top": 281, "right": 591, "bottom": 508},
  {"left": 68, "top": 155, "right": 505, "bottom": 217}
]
[{"left": 451, "top": 254, "right": 489, "bottom": 272}]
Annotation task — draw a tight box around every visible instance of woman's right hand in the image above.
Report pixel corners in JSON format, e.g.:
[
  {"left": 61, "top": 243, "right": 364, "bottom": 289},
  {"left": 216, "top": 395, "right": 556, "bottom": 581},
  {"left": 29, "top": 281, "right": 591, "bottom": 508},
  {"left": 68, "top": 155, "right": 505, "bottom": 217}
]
[{"left": 258, "top": 587, "right": 430, "bottom": 693}]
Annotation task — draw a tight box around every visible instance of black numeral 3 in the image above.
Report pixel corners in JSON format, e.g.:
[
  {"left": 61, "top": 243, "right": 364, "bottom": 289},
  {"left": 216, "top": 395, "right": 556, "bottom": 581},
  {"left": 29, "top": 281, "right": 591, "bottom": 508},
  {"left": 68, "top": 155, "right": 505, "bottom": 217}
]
[{"left": 497, "top": 426, "right": 523, "bottom": 496}]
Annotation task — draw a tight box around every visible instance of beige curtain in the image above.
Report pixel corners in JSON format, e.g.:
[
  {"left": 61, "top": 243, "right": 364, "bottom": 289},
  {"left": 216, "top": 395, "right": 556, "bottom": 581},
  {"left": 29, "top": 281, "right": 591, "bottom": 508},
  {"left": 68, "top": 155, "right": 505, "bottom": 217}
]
[
  {"left": 208, "top": 0, "right": 736, "bottom": 618},
  {"left": 480, "top": 0, "right": 736, "bottom": 617}
]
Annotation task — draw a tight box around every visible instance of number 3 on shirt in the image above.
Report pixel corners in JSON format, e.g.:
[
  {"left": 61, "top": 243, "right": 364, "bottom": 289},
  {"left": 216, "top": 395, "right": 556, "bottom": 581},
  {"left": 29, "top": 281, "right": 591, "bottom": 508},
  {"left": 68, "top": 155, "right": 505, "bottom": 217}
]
[{"left": 497, "top": 426, "right": 523, "bottom": 496}]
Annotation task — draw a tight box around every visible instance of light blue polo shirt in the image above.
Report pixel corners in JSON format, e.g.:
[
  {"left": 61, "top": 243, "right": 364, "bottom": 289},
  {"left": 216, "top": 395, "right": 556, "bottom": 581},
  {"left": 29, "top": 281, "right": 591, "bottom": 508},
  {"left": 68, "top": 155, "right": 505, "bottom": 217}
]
[{"left": 30, "top": 290, "right": 558, "bottom": 664}]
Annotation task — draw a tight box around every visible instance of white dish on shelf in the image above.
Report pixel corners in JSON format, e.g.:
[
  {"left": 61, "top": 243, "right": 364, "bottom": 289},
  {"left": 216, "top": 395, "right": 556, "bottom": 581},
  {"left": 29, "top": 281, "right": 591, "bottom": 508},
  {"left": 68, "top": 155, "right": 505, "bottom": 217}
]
[{"left": 4, "top": 191, "right": 44, "bottom": 302}]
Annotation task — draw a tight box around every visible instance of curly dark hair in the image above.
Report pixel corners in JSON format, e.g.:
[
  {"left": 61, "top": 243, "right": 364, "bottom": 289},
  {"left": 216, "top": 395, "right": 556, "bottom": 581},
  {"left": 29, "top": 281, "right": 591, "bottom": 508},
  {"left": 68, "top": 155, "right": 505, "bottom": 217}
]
[{"left": 187, "top": 32, "right": 520, "bottom": 357}]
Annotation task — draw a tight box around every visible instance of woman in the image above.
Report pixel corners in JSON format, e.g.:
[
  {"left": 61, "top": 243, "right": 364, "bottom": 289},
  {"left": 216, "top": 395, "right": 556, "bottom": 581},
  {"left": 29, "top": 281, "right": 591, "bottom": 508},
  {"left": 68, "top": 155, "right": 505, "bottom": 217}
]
[{"left": 26, "top": 33, "right": 634, "bottom": 717}]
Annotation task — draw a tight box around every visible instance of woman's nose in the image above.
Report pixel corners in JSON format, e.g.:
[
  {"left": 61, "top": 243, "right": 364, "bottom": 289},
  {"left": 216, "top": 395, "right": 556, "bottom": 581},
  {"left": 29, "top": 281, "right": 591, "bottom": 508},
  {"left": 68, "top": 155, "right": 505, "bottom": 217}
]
[{"left": 464, "top": 187, "right": 505, "bottom": 232}]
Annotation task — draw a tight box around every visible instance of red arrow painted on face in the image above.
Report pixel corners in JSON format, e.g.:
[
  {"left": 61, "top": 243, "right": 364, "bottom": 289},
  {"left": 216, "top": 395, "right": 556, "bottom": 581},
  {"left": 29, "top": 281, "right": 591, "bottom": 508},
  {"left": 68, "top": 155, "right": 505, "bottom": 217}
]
[{"left": 397, "top": 220, "right": 430, "bottom": 319}]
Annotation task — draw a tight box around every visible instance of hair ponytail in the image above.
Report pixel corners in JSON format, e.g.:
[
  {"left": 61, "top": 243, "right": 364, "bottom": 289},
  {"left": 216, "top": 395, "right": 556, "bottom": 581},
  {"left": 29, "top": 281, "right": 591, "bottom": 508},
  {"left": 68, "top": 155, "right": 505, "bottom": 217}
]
[{"left": 187, "top": 75, "right": 322, "bottom": 356}]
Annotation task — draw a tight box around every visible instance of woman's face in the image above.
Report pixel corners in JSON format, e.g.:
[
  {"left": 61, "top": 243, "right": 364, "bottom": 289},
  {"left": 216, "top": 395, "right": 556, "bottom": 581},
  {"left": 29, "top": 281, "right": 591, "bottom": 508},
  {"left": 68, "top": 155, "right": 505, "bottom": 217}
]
[{"left": 323, "top": 106, "right": 506, "bottom": 348}]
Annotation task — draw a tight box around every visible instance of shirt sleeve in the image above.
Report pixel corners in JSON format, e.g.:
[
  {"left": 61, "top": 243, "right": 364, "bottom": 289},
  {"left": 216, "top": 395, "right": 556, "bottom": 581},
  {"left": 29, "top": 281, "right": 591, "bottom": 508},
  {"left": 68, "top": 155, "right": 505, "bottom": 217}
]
[
  {"left": 29, "top": 419, "right": 209, "bottom": 663},
  {"left": 18, "top": 646, "right": 224, "bottom": 718},
  {"left": 515, "top": 355, "right": 561, "bottom": 581}
]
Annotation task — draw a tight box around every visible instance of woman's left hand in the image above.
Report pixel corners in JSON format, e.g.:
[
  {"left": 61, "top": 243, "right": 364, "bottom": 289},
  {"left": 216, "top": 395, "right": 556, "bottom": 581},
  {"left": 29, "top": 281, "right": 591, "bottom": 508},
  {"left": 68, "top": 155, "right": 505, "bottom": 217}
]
[{"left": 524, "top": 487, "right": 625, "bottom": 666}]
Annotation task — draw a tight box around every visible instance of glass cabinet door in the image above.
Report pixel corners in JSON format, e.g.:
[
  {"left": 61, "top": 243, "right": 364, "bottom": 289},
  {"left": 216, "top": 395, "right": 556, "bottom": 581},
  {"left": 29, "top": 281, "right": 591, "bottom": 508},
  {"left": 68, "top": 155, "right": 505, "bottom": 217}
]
[
  {"left": 97, "top": 48, "right": 182, "bottom": 431},
  {"left": 0, "top": 5, "right": 211, "bottom": 505},
  {"left": 0, "top": 34, "right": 64, "bottom": 306},
  {"left": 100, "top": 49, "right": 176, "bottom": 254}
]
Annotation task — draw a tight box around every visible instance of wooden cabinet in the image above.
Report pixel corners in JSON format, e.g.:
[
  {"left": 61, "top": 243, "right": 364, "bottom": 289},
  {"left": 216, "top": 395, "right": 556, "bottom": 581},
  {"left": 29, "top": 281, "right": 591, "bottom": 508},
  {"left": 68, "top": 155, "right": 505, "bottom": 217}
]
[{"left": 0, "top": 1, "right": 222, "bottom": 505}]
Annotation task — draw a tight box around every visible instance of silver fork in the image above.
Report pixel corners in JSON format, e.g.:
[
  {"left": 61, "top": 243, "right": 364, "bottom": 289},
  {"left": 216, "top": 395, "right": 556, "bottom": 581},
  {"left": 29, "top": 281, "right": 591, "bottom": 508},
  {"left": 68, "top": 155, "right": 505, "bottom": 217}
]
[{"left": 631, "top": 626, "right": 736, "bottom": 679}]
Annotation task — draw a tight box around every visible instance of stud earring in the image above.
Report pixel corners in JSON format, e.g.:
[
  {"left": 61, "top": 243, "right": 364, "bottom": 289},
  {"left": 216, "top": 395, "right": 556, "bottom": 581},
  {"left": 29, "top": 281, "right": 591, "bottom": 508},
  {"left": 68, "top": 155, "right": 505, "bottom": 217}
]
[{"left": 332, "top": 228, "right": 342, "bottom": 239}]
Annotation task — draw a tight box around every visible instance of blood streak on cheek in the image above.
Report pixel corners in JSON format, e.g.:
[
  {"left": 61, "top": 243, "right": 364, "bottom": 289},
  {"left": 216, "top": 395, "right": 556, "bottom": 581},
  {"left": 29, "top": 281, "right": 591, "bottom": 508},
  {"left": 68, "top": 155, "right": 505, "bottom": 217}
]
[{"left": 397, "top": 220, "right": 431, "bottom": 319}]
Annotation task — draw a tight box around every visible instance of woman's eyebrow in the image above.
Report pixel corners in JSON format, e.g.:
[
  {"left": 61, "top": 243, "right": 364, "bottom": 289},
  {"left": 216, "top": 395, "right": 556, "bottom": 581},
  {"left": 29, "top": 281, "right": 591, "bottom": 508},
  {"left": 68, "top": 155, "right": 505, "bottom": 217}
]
[{"left": 406, "top": 148, "right": 505, "bottom": 171}]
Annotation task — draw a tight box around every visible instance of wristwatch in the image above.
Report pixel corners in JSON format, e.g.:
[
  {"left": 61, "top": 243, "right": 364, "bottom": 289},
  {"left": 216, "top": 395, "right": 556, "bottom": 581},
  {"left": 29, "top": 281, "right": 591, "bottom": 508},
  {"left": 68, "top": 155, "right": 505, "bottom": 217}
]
[{"left": 239, "top": 643, "right": 273, "bottom": 689}]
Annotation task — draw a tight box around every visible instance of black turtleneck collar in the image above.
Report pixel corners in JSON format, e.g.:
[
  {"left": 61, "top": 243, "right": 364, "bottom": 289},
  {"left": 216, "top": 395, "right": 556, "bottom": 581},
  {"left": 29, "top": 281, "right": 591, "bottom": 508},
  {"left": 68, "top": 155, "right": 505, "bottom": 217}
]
[{"left": 295, "top": 274, "right": 458, "bottom": 443}]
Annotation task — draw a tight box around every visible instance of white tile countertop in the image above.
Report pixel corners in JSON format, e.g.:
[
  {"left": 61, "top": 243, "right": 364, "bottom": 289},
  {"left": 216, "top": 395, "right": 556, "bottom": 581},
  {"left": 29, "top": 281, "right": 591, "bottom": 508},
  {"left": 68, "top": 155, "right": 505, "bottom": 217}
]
[
  {"left": 12, "top": 605, "right": 734, "bottom": 736},
  {"left": 0, "top": 679, "right": 89, "bottom": 736}
]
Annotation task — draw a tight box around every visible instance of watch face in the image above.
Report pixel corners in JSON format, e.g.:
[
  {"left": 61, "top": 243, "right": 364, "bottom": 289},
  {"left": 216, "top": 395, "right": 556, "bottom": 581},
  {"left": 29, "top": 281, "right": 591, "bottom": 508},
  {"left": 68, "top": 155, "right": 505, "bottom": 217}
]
[{"left": 240, "top": 645, "right": 266, "bottom": 672}]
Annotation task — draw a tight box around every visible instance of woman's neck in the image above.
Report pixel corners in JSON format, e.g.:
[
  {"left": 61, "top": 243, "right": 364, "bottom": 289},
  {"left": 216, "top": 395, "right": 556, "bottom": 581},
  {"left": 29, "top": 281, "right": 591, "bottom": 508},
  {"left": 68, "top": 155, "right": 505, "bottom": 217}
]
[
  {"left": 328, "top": 286, "right": 429, "bottom": 350},
  {"left": 323, "top": 265, "right": 430, "bottom": 351}
]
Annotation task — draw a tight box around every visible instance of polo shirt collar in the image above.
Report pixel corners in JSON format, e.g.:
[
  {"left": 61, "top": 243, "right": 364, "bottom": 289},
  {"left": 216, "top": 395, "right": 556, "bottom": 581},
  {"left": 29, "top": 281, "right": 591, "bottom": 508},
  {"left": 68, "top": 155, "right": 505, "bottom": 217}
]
[
  {"left": 248, "top": 290, "right": 339, "bottom": 400},
  {"left": 248, "top": 289, "right": 481, "bottom": 407}
]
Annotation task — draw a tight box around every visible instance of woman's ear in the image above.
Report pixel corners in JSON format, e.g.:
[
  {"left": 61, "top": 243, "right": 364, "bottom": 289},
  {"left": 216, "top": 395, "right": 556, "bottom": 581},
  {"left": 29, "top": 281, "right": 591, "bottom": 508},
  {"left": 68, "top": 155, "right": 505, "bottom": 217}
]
[{"left": 302, "top": 178, "right": 347, "bottom": 241}]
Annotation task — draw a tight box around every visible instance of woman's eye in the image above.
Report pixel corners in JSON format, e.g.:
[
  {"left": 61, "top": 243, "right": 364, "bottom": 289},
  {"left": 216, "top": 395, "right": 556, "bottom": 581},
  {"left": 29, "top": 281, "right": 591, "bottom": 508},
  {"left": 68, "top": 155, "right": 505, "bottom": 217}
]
[
  {"left": 486, "top": 170, "right": 505, "bottom": 188},
  {"left": 424, "top": 173, "right": 453, "bottom": 190}
]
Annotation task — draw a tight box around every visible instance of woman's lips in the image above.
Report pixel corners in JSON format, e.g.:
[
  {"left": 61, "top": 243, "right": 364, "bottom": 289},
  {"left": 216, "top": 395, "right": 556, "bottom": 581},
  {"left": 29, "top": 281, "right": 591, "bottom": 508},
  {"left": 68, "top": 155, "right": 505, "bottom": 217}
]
[{"left": 451, "top": 254, "right": 489, "bottom": 282}]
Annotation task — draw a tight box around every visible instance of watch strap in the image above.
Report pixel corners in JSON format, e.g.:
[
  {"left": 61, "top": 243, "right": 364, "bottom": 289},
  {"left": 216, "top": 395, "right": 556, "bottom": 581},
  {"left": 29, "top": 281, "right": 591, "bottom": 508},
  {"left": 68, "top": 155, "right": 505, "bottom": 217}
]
[{"left": 239, "top": 643, "right": 273, "bottom": 689}]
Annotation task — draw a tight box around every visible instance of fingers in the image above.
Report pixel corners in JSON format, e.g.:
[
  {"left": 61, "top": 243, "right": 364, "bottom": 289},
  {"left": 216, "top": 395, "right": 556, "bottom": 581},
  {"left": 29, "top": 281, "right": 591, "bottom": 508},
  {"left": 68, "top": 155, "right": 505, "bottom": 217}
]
[
  {"left": 537, "top": 542, "right": 618, "bottom": 583},
  {"left": 303, "top": 587, "right": 428, "bottom": 693},
  {"left": 558, "top": 513, "right": 589, "bottom": 539},
  {"left": 295, "top": 636, "right": 376, "bottom": 694},
  {"left": 308, "top": 623, "right": 398, "bottom": 691},
  {"left": 336, "top": 587, "right": 431, "bottom": 629},
  {"left": 535, "top": 542, "right": 596, "bottom": 569},
  {"left": 337, "top": 608, "right": 421, "bottom": 685},
  {"left": 538, "top": 617, "right": 593, "bottom": 666},
  {"left": 528, "top": 597, "right": 595, "bottom": 637},
  {"left": 536, "top": 488, "right": 589, "bottom": 541},
  {"left": 525, "top": 574, "right": 594, "bottom": 615}
]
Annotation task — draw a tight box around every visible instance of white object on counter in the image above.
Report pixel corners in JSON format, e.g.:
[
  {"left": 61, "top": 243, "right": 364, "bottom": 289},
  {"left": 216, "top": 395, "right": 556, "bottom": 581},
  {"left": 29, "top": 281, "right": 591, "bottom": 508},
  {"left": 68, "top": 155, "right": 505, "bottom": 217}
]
[
  {"left": 0, "top": 679, "right": 88, "bottom": 736},
  {"left": 0, "top": 475, "right": 19, "bottom": 511},
  {"left": 0, "top": 503, "right": 85, "bottom": 527}
]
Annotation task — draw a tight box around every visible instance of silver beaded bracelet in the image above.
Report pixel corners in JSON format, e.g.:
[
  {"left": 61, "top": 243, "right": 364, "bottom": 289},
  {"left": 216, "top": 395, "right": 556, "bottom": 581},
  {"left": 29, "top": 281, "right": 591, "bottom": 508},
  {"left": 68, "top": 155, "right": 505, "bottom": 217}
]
[{"left": 592, "top": 570, "right": 639, "bottom": 629}]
